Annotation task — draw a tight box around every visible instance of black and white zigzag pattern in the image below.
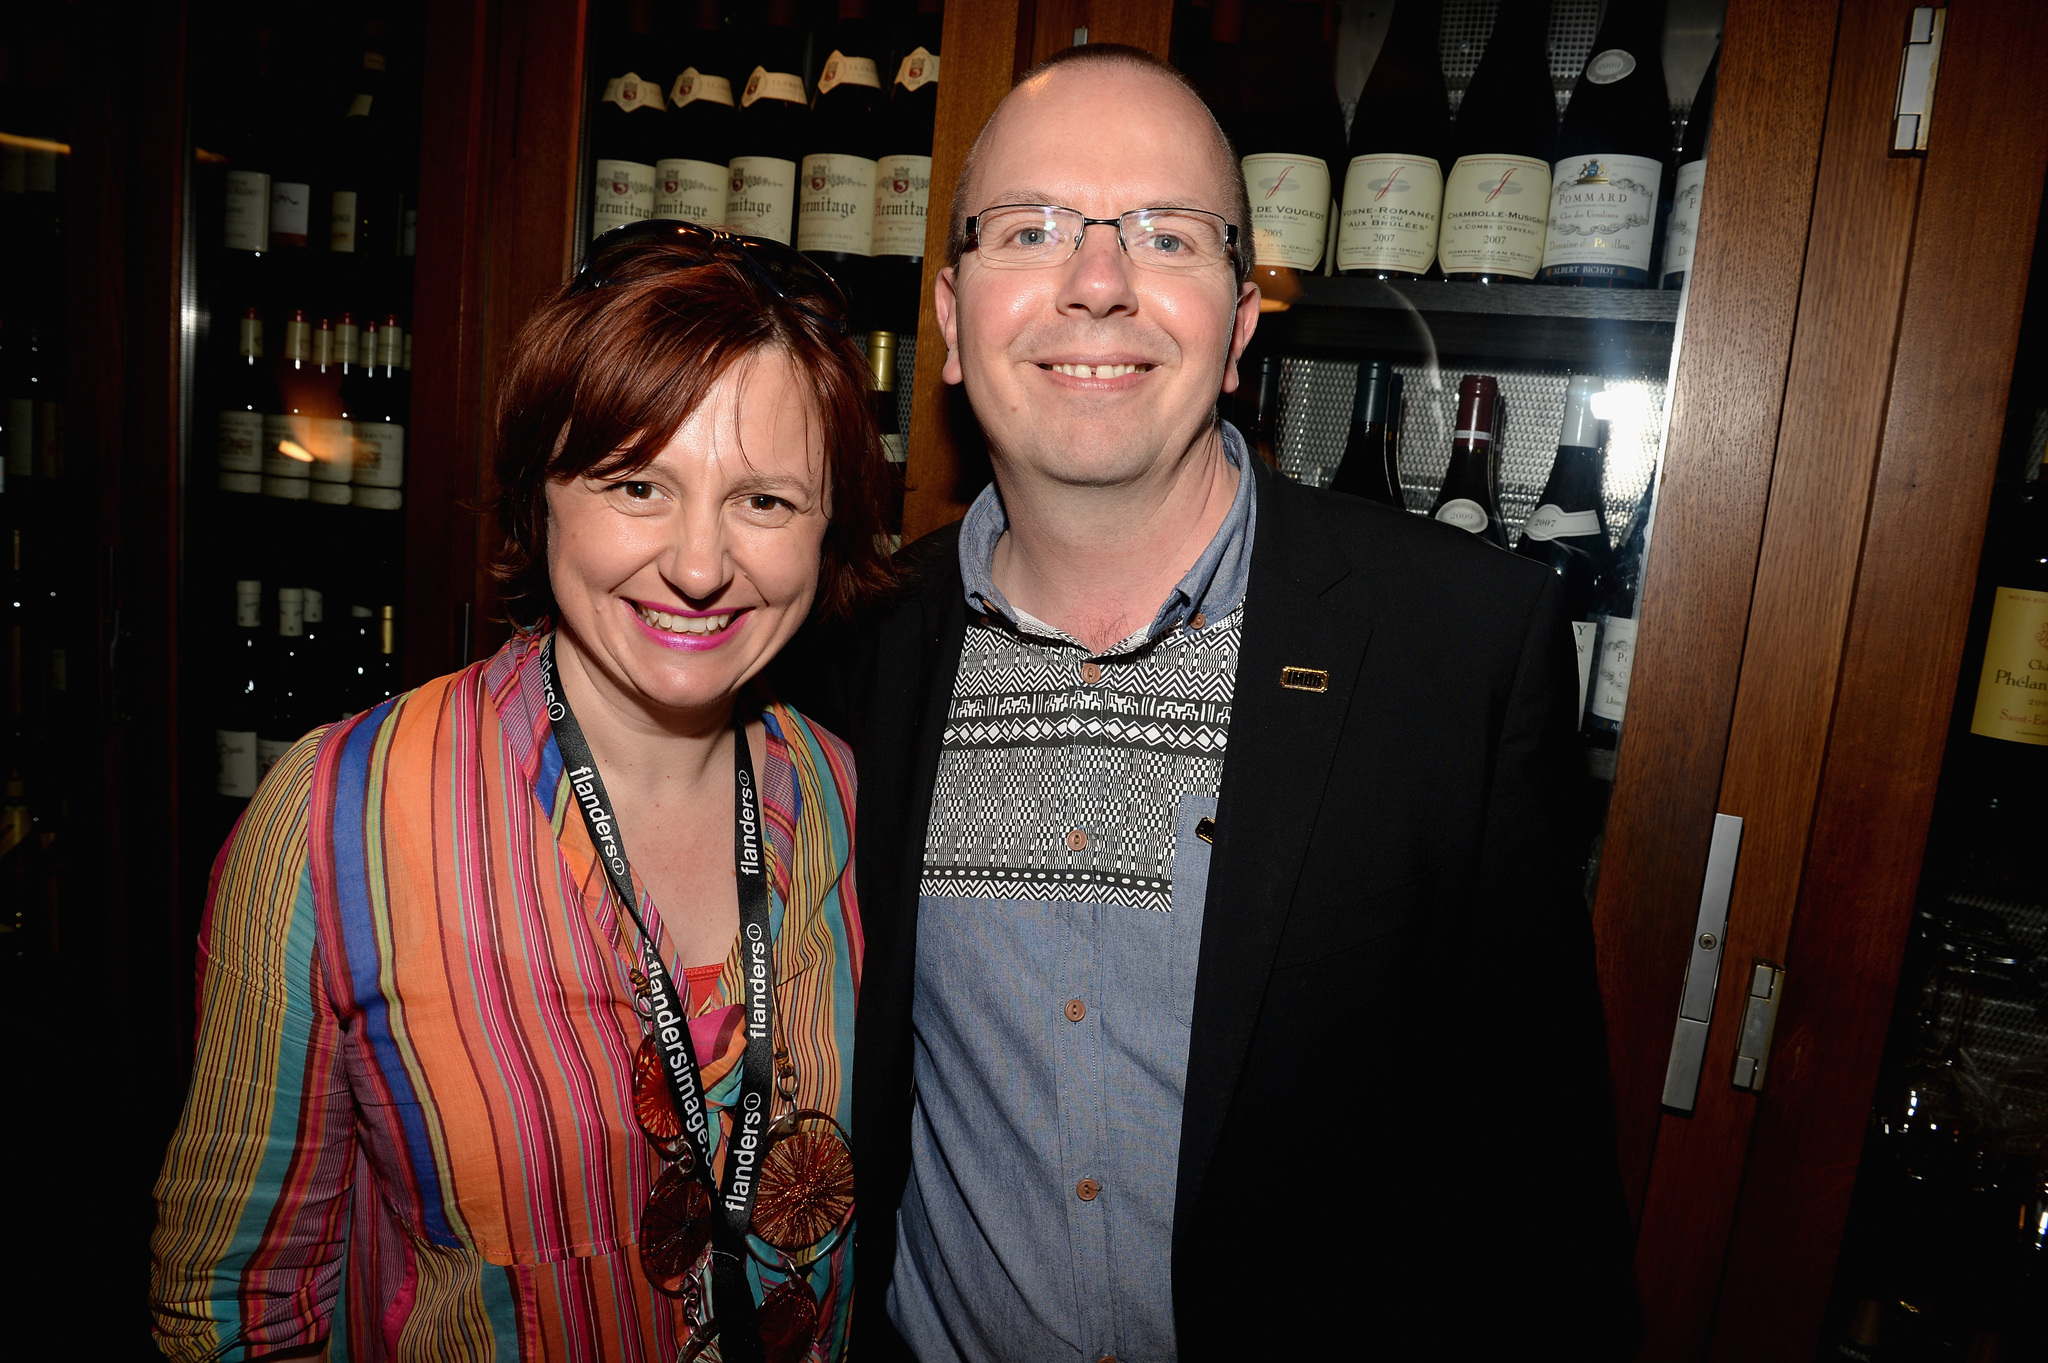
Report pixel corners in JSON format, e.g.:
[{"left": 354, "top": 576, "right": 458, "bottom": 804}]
[{"left": 921, "top": 608, "right": 1242, "bottom": 912}]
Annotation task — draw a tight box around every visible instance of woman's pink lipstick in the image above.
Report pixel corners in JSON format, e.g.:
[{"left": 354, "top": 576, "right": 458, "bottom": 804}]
[{"left": 625, "top": 598, "right": 750, "bottom": 652}]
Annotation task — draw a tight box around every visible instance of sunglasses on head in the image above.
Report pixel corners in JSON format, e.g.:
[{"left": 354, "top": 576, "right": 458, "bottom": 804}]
[{"left": 571, "top": 219, "right": 851, "bottom": 334}]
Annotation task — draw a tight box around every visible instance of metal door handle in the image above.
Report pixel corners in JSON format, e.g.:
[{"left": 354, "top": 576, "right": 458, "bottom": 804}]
[{"left": 1661, "top": 813, "right": 1744, "bottom": 1113}]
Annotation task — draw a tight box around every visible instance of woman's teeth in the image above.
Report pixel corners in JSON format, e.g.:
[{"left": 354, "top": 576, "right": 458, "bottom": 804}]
[
  {"left": 636, "top": 604, "right": 736, "bottom": 635},
  {"left": 1046, "top": 362, "right": 1150, "bottom": 377}
]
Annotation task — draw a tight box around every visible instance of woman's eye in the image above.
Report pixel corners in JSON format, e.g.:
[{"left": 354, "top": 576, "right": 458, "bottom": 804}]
[
  {"left": 748, "top": 494, "right": 785, "bottom": 512},
  {"left": 621, "top": 482, "right": 655, "bottom": 500}
]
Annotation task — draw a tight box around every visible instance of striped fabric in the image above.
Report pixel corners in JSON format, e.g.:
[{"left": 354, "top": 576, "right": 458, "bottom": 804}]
[{"left": 152, "top": 633, "right": 862, "bottom": 1361}]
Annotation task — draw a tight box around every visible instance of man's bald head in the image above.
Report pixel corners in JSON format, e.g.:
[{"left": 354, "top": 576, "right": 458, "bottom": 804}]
[{"left": 946, "top": 44, "right": 1253, "bottom": 283}]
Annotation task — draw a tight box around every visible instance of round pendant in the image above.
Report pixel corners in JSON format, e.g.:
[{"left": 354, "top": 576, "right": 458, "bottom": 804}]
[
  {"left": 639, "top": 1167, "right": 714, "bottom": 1296},
  {"left": 757, "top": 1270, "right": 820, "bottom": 1363},
  {"left": 633, "top": 1036, "right": 696, "bottom": 1174},
  {"left": 752, "top": 1117, "right": 856, "bottom": 1252}
]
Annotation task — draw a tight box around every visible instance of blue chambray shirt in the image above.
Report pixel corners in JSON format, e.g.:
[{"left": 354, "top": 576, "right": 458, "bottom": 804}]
[{"left": 887, "top": 428, "right": 1258, "bottom": 1363}]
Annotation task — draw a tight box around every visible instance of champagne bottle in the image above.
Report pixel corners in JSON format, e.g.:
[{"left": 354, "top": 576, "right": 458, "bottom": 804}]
[
  {"left": 218, "top": 307, "right": 277, "bottom": 496},
  {"left": 1661, "top": 46, "right": 1720, "bottom": 290},
  {"left": 1585, "top": 482, "right": 1655, "bottom": 777},
  {"left": 868, "top": 329, "right": 906, "bottom": 546},
  {"left": 657, "top": 0, "right": 736, "bottom": 227},
  {"left": 1229, "top": 0, "right": 1348, "bottom": 276},
  {"left": 1429, "top": 373, "right": 1507, "bottom": 547},
  {"left": 592, "top": 0, "right": 666, "bottom": 238},
  {"left": 871, "top": 0, "right": 941, "bottom": 334},
  {"left": 1539, "top": 0, "right": 1670, "bottom": 287},
  {"left": 799, "top": 0, "right": 886, "bottom": 318},
  {"left": 217, "top": 579, "right": 264, "bottom": 801},
  {"left": 1328, "top": 360, "right": 1403, "bottom": 507},
  {"left": 726, "top": 0, "right": 809, "bottom": 246},
  {"left": 1335, "top": 0, "right": 1449, "bottom": 279},
  {"left": 1514, "top": 375, "right": 1615, "bottom": 720},
  {"left": 1438, "top": 0, "right": 1555, "bottom": 284}
]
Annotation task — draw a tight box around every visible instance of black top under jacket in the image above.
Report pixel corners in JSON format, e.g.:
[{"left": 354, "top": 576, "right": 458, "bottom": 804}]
[{"left": 783, "top": 455, "right": 1640, "bottom": 1360}]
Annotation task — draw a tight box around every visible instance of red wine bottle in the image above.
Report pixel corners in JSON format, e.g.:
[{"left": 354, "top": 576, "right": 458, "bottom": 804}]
[
  {"left": 725, "top": 0, "right": 809, "bottom": 246},
  {"left": 870, "top": 0, "right": 941, "bottom": 335},
  {"left": 1585, "top": 481, "right": 1654, "bottom": 776},
  {"left": 656, "top": 0, "right": 736, "bottom": 227},
  {"left": 1328, "top": 360, "right": 1403, "bottom": 507},
  {"left": 1661, "top": 46, "right": 1719, "bottom": 290},
  {"left": 591, "top": 0, "right": 666, "bottom": 239},
  {"left": 218, "top": 307, "right": 278, "bottom": 497},
  {"left": 1539, "top": 0, "right": 1670, "bottom": 287},
  {"left": 1335, "top": 0, "right": 1449, "bottom": 279},
  {"left": 1429, "top": 374, "right": 1507, "bottom": 547},
  {"left": 216, "top": 579, "right": 265, "bottom": 803},
  {"left": 1230, "top": 0, "right": 1348, "bottom": 277},
  {"left": 1439, "top": 0, "right": 1555, "bottom": 284},
  {"left": 798, "top": 0, "right": 886, "bottom": 320},
  {"left": 1515, "top": 375, "right": 1615, "bottom": 719}
]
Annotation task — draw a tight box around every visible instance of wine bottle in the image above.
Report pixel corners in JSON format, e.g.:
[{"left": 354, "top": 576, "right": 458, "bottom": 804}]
[
  {"left": 1539, "top": 0, "right": 1671, "bottom": 287},
  {"left": 369, "top": 604, "right": 402, "bottom": 705},
  {"left": 1429, "top": 373, "right": 1508, "bottom": 547},
  {"left": 217, "top": 578, "right": 264, "bottom": 801},
  {"left": 258, "top": 585, "right": 308, "bottom": 783},
  {"left": 327, "top": 38, "right": 404, "bottom": 286},
  {"left": 870, "top": 0, "right": 941, "bottom": 335},
  {"left": 218, "top": 307, "right": 277, "bottom": 496},
  {"left": 592, "top": 0, "right": 666, "bottom": 238},
  {"left": 1328, "top": 360, "right": 1403, "bottom": 507},
  {"left": 1661, "top": 46, "right": 1720, "bottom": 290},
  {"left": 868, "top": 329, "right": 906, "bottom": 546},
  {"left": 798, "top": 0, "right": 886, "bottom": 317},
  {"left": 1230, "top": 0, "right": 1349, "bottom": 276},
  {"left": 1438, "top": 0, "right": 1555, "bottom": 284},
  {"left": 348, "top": 316, "right": 408, "bottom": 512},
  {"left": 305, "top": 317, "right": 354, "bottom": 504},
  {"left": 1335, "top": 0, "right": 1449, "bottom": 279},
  {"left": 1515, "top": 375, "right": 1615, "bottom": 720},
  {"left": 1585, "top": 482, "right": 1655, "bottom": 776},
  {"left": 267, "top": 98, "right": 319, "bottom": 315},
  {"left": 262, "top": 310, "right": 316, "bottom": 503},
  {"left": 726, "top": 0, "right": 809, "bottom": 246},
  {"left": 220, "top": 42, "right": 273, "bottom": 261},
  {"left": 657, "top": 0, "right": 736, "bottom": 227}
]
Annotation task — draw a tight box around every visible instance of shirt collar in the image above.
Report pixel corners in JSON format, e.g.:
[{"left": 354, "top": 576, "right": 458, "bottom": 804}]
[{"left": 957, "top": 422, "right": 1259, "bottom": 652}]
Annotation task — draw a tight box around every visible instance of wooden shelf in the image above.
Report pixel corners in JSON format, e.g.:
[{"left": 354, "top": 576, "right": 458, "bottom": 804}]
[{"left": 1253, "top": 275, "right": 1683, "bottom": 374}]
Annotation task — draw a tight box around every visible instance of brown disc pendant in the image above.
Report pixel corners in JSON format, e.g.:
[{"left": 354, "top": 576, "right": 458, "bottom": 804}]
[
  {"left": 633, "top": 1036, "right": 696, "bottom": 1174},
  {"left": 639, "top": 1167, "right": 715, "bottom": 1296},
  {"left": 757, "top": 1272, "right": 820, "bottom": 1363},
  {"left": 752, "top": 1124, "right": 856, "bottom": 1251}
]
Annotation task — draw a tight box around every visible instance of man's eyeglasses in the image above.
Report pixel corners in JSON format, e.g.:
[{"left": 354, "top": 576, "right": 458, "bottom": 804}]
[
  {"left": 963, "top": 205, "right": 1239, "bottom": 274},
  {"left": 571, "top": 218, "right": 850, "bottom": 334}
]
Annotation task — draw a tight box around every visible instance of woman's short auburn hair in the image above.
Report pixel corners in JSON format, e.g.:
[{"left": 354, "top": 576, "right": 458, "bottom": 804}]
[{"left": 490, "top": 242, "right": 895, "bottom": 628}]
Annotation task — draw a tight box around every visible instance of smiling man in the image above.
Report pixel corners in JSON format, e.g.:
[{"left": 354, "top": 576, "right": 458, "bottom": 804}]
[{"left": 829, "top": 44, "right": 1637, "bottom": 1362}]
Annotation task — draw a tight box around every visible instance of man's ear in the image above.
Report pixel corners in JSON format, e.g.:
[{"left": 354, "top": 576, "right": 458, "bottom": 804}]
[
  {"left": 935, "top": 266, "right": 964, "bottom": 385},
  {"left": 1220, "top": 280, "right": 1262, "bottom": 395}
]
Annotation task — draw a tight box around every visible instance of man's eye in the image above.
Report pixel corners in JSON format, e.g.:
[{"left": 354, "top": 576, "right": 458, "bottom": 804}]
[{"left": 1147, "top": 234, "right": 1185, "bottom": 254}]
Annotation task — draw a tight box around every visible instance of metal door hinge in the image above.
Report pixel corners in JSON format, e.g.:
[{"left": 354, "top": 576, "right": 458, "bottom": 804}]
[
  {"left": 1893, "top": 8, "right": 1946, "bottom": 154},
  {"left": 1662, "top": 813, "right": 1744, "bottom": 1113},
  {"left": 1731, "top": 961, "right": 1786, "bottom": 1091}
]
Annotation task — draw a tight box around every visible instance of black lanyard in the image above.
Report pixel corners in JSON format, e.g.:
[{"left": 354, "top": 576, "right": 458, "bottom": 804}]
[{"left": 540, "top": 635, "right": 774, "bottom": 1363}]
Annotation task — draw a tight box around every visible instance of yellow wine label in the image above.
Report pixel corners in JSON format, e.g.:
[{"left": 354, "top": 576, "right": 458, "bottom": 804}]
[{"left": 1970, "top": 585, "right": 2048, "bottom": 745}]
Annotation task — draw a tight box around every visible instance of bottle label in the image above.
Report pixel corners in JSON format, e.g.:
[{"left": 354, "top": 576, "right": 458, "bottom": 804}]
[
  {"left": 217, "top": 730, "right": 259, "bottom": 799},
  {"left": 882, "top": 432, "right": 907, "bottom": 464},
  {"left": 873, "top": 154, "right": 933, "bottom": 257},
  {"left": 594, "top": 158, "right": 657, "bottom": 234},
  {"left": 263, "top": 413, "right": 314, "bottom": 477},
  {"left": 1572, "top": 620, "right": 1597, "bottom": 722},
  {"left": 671, "top": 69, "right": 734, "bottom": 109},
  {"left": 1969, "top": 585, "right": 2048, "bottom": 745},
  {"left": 1585, "top": 49, "right": 1638, "bottom": 85},
  {"left": 262, "top": 475, "right": 311, "bottom": 501},
  {"left": 337, "top": 322, "right": 359, "bottom": 367},
  {"left": 797, "top": 153, "right": 879, "bottom": 256},
  {"left": 352, "top": 421, "right": 406, "bottom": 488},
  {"left": 1588, "top": 615, "right": 1639, "bottom": 723},
  {"left": 257, "top": 737, "right": 295, "bottom": 783},
  {"left": 240, "top": 315, "right": 264, "bottom": 358},
  {"left": 1438, "top": 155, "right": 1551, "bottom": 279},
  {"left": 602, "top": 74, "right": 667, "bottom": 113},
  {"left": 1543, "top": 153, "right": 1663, "bottom": 282},
  {"left": 1435, "top": 499, "right": 1489, "bottom": 534},
  {"left": 656, "top": 158, "right": 729, "bottom": 224},
  {"left": 1335, "top": 154, "right": 1444, "bottom": 275},
  {"left": 304, "top": 588, "right": 324, "bottom": 624},
  {"left": 313, "top": 326, "right": 336, "bottom": 369},
  {"left": 6, "top": 398, "right": 29, "bottom": 478},
  {"left": 218, "top": 410, "right": 265, "bottom": 473},
  {"left": 236, "top": 580, "right": 263, "bottom": 627},
  {"left": 1522, "top": 504, "right": 1604, "bottom": 540},
  {"left": 1241, "top": 154, "right": 1332, "bottom": 270},
  {"left": 726, "top": 156, "right": 798, "bottom": 244},
  {"left": 378, "top": 326, "right": 404, "bottom": 368},
  {"left": 354, "top": 486, "right": 404, "bottom": 511},
  {"left": 895, "top": 48, "right": 939, "bottom": 91},
  {"left": 307, "top": 417, "right": 354, "bottom": 482},
  {"left": 278, "top": 588, "right": 305, "bottom": 637},
  {"left": 224, "top": 170, "right": 272, "bottom": 251},
  {"left": 311, "top": 481, "right": 354, "bottom": 506},
  {"left": 816, "top": 52, "right": 881, "bottom": 93},
  {"left": 270, "top": 181, "right": 311, "bottom": 248},
  {"left": 347, "top": 92, "right": 374, "bottom": 118},
  {"left": 1663, "top": 157, "right": 1708, "bottom": 282},
  {"left": 283, "top": 316, "right": 312, "bottom": 362},
  {"left": 219, "top": 470, "right": 262, "bottom": 495},
  {"left": 742, "top": 69, "right": 807, "bottom": 107},
  {"left": 329, "top": 190, "right": 360, "bottom": 252}
]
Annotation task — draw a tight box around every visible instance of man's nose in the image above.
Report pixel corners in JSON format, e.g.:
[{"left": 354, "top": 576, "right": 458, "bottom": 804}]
[{"left": 1056, "top": 224, "right": 1138, "bottom": 317}]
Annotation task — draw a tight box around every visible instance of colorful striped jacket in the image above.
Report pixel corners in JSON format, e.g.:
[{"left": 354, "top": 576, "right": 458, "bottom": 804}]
[{"left": 151, "top": 634, "right": 862, "bottom": 1361}]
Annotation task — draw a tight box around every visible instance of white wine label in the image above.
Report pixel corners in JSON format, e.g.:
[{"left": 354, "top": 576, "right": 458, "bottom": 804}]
[
  {"left": 310, "top": 482, "right": 354, "bottom": 506},
  {"left": 278, "top": 587, "right": 305, "bottom": 637},
  {"left": 218, "top": 410, "right": 265, "bottom": 473},
  {"left": 656, "top": 158, "right": 729, "bottom": 224},
  {"left": 303, "top": 589, "right": 324, "bottom": 625},
  {"left": 1542, "top": 152, "right": 1663, "bottom": 282},
  {"left": 1522, "top": 504, "right": 1604, "bottom": 540},
  {"left": 1572, "top": 620, "right": 1597, "bottom": 722},
  {"left": 797, "top": 153, "right": 879, "bottom": 256},
  {"left": 257, "top": 737, "right": 294, "bottom": 783},
  {"left": 307, "top": 417, "right": 354, "bottom": 482},
  {"left": 895, "top": 48, "right": 939, "bottom": 91},
  {"left": 353, "top": 420, "right": 406, "bottom": 488},
  {"left": 1585, "top": 49, "right": 1638, "bottom": 85},
  {"left": 218, "top": 470, "right": 262, "bottom": 495},
  {"left": 1663, "top": 157, "right": 1708, "bottom": 281},
  {"left": 671, "top": 69, "right": 734, "bottom": 108},
  {"left": 239, "top": 314, "right": 264, "bottom": 358},
  {"left": 313, "top": 325, "right": 335, "bottom": 368},
  {"left": 5, "top": 398, "right": 28, "bottom": 478},
  {"left": 726, "top": 156, "right": 798, "bottom": 244},
  {"left": 378, "top": 326, "right": 404, "bottom": 368},
  {"left": 329, "top": 190, "right": 360, "bottom": 252},
  {"left": 1588, "top": 615, "right": 1639, "bottom": 723},
  {"left": 594, "top": 158, "right": 657, "bottom": 234},
  {"left": 224, "top": 170, "right": 271, "bottom": 251},
  {"left": 262, "top": 474, "right": 312, "bottom": 501},
  {"left": 217, "top": 730, "right": 259, "bottom": 798},
  {"left": 873, "top": 154, "right": 933, "bottom": 257},
  {"left": 353, "top": 486, "right": 404, "bottom": 511},
  {"left": 337, "top": 322, "right": 358, "bottom": 366},
  {"left": 263, "top": 413, "right": 315, "bottom": 477},
  {"left": 742, "top": 69, "right": 807, "bottom": 107},
  {"left": 236, "top": 579, "right": 262, "bottom": 627},
  {"left": 882, "top": 432, "right": 908, "bottom": 464},
  {"left": 1336, "top": 154, "right": 1444, "bottom": 274},
  {"left": 283, "top": 316, "right": 313, "bottom": 361},
  {"left": 1438, "top": 155, "right": 1551, "bottom": 279},
  {"left": 816, "top": 52, "right": 881, "bottom": 93},
  {"left": 1241, "top": 154, "right": 1331, "bottom": 270},
  {"left": 602, "top": 74, "right": 667, "bottom": 112},
  {"left": 1970, "top": 585, "right": 2048, "bottom": 745},
  {"left": 1435, "top": 499, "right": 1489, "bottom": 534},
  {"left": 271, "top": 181, "right": 312, "bottom": 248}
]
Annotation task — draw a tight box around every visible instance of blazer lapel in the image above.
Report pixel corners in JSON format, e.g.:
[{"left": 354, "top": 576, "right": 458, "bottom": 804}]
[{"left": 1173, "top": 468, "right": 1374, "bottom": 1250}]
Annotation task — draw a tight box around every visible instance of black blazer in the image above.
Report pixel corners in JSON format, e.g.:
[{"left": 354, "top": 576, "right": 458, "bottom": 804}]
[{"left": 795, "top": 458, "right": 1638, "bottom": 1359}]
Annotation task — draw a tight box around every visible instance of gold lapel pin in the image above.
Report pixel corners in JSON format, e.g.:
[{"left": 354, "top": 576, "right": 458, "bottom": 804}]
[{"left": 1280, "top": 667, "right": 1330, "bottom": 693}]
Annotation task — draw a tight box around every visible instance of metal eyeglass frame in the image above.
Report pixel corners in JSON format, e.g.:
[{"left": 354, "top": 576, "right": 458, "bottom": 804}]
[{"left": 962, "top": 204, "right": 1241, "bottom": 273}]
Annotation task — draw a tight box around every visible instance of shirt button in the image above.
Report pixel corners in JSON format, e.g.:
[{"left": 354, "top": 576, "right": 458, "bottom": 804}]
[
  {"left": 1066, "top": 829, "right": 1088, "bottom": 851},
  {"left": 1065, "top": 998, "right": 1086, "bottom": 1022},
  {"left": 1076, "top": 1178, "right": 1101, "bottom": 1202},
  {"left": 1191, "top": 612, "right": 1208, "bottom": 629},
  {"left": 1079, "top": 660, "right": 1103, "bottom": 684}
]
